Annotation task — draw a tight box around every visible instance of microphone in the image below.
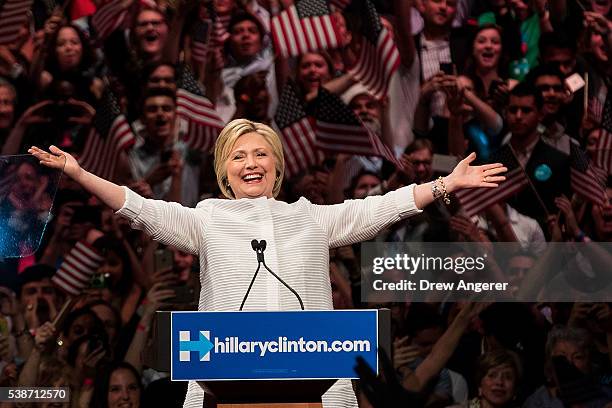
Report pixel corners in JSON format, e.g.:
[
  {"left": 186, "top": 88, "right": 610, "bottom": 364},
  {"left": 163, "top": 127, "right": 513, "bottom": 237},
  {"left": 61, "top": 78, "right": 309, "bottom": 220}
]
[{"left": 239, "top": 239, "right": 305, "bottom": 311}]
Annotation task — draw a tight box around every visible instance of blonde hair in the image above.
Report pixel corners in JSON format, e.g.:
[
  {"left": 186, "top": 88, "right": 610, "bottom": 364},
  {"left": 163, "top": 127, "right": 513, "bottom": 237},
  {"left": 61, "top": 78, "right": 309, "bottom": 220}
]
[{"left": 214, "top": 119, "right": 285, "bottom": 199}]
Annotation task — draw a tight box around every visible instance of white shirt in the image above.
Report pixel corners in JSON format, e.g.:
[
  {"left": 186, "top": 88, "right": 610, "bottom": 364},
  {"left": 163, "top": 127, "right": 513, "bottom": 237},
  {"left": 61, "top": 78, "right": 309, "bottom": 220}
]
[
  {"left": 475, "top": 204, "right": 546, "bottom": 255},
  {"left": 116, "top": 184, "right": 422, "bottom": 408},
  {"left": 216, "top": 46, "right": 278, "bottom": 123}
]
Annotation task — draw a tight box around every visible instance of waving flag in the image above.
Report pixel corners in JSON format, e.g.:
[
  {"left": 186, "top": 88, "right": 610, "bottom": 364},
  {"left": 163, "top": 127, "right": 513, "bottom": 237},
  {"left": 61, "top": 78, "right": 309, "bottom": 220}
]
[
  {"left": 176, "top": 67, "right": 224, "bottom": 152},
  {"left": 52, "top": 241, "right": 104, "bottom": 296},
  {"left": 191, "top": 19, "right": 212, "bottom": 64},
  {"left": 594, "top": 128, "right": 612, "bottom": 175},
  {"left": 271, "top": 0, "right": 341, "bottom": 58},
  {"left": 346, "top": 0, "right": 399, "bottom": 98},
  {"left": 570, "top": 142, "right": 607, "bottom": 206},
  {"left": 0, "top": 0, "right": 33, "bottom": 45},
  {"left": 79, "top": 90, "right": 135, "bottom": 180},
  {"left": 90, "top": 0, "right": 131, "bottom": 40},
  {"left": 203, "top": 0, "right": 231, "bottom": 46},
  {"left": 455, "top": 145, "right": 529, "bottom": 217},
  {"left": 313, "top": 88, "right": 396, "bottom": 162},
  {"left": 274, "top": 81, "right": 320, "bottom": 177}
]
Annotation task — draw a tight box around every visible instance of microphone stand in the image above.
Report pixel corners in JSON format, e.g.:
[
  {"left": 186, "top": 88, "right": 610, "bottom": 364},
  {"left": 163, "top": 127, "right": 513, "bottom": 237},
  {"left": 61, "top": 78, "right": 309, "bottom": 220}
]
[{"left": 239, "top": 240, "right": 305, "bottom": 311}]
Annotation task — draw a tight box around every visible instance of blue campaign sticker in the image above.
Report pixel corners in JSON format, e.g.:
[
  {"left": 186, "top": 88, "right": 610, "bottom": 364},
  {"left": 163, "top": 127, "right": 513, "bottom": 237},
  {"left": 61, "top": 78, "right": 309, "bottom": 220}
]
[
  {"left": 534, "top": 164, "right": 552, "bottom": 181},
  {"left": 171, "top": 310, "right": 379, "bottom": 381}
]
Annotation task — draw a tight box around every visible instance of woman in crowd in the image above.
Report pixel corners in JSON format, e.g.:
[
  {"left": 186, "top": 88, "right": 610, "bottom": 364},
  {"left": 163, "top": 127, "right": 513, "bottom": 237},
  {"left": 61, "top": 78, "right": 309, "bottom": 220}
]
[
  {"left": 29, "top": 117, "right": 506, "bottom": 407},
  {"left": 467, "top": 349, "right": 522, "bottom": 408},
  {"left": 524, "top": 325, "right": 612, "bottom": 407},
  {"left": 38, "top": 24, "right": 100, "bottom": 102},
  {"left": 91, "top": 235, "right": 141, "bottom": 325},
  {"left": 464, "top": 24, "right": 509, "bottom": 108},
  {"left": 293, "top": 51, "right": 355, "bottom": 106},
  {"left": 91, "top": 362, "right": 143, "bottom": 408}
]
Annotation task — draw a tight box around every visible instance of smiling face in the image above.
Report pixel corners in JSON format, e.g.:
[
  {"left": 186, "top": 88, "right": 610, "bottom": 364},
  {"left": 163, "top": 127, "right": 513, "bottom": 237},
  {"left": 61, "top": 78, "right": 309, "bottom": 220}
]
[
  {"left": 479, "top": 364, "right": 517, "bottom": 407},
  {"left": 134, "top": 10, "right": 168, "bottom": 57},
  {"left": 229, "top": 20, "right": 262, "bottom": 62},
  {"left": 107, "top": 368, "right": 141, "bottom": 408},
  {"left": 473, "top": 28, "right": 502, "bottom": 71},
  {"left": 226, "top": 132, "right": 277, "bottom": 199},
  {"left": 420, "top": 0, "right": 457, "bottom": 29},
  {"left": 142, "top": 95, "right": 176, "bottom": 144},
  {"left": 56, "top": 27, "right": 83, "bottom": 71},
  {"left": 146, "top": 65, "right": 176, "bottom": 91},
  {"left": 535, "top": 75, "right": 564, "bottom": 117},
  {"left": 298, "top": 53, "right": 331, "bottom": 94}
]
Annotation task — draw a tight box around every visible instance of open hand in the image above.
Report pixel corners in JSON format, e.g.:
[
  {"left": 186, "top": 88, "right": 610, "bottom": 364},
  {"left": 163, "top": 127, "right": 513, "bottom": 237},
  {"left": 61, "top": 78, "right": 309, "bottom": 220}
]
[
  {"left": 28, "top": 145, "right": 82, "bottom": 180},
  {"left": 447, "top": 152, "right": 506, "bottom": 191}
]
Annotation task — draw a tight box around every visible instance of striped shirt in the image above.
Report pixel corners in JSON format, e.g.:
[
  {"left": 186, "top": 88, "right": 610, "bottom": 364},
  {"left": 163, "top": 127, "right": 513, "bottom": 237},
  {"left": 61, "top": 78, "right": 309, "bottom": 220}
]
[
  {"left": 116, "top": 184, "right": 422, "bottom": 407},
  {"left": 420, "top": 36, "right": 452, "bottom": 118}
]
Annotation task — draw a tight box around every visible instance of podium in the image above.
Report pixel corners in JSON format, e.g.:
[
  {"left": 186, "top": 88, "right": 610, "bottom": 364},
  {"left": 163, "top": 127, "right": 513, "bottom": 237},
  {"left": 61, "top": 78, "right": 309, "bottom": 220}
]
[{"left": 149, "top": 310, "right": 390, "bottom": 408}]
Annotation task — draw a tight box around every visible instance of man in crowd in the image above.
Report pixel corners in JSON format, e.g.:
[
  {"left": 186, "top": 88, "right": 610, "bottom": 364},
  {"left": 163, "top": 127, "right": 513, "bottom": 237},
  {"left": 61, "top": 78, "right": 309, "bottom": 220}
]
[{"left": 503, "top": 83, "right": 571, "bottom": 221}]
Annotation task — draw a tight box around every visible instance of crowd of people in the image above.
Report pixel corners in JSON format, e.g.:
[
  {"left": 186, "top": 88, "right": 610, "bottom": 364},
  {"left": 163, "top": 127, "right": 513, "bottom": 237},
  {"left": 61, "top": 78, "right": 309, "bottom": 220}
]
[{"left": 0, "top": 0, "right": 611, "bottom": 406}]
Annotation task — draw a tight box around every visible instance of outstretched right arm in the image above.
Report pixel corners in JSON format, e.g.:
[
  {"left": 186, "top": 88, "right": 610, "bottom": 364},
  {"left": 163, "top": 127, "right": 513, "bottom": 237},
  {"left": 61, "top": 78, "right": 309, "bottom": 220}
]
[
  {"left": 29, "top": 145, "right": 206, "bottom": 255},
  {"left": 29, "top": 145, "right": 126, "bottom": 210}
]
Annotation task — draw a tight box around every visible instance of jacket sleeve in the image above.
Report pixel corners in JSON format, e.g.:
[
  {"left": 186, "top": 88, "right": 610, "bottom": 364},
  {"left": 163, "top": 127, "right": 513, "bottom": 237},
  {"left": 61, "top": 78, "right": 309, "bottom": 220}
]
[
  {"left": 304, "top": 184, "right": 422, "bottom": 248},
  {"left": 115, "top": 186, "right": 207, "bottom": 255}
]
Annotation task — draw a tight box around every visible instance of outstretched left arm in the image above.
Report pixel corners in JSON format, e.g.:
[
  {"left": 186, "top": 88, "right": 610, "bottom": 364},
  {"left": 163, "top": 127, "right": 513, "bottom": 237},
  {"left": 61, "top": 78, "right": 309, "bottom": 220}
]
[{"left": 307, "top": 153, "right": 506, "bottom": 248}]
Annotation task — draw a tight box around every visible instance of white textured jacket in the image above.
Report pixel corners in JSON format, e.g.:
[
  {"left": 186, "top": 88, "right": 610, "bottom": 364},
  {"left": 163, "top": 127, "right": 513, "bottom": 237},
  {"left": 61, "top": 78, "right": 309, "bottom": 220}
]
[{"left": 116, "top": 184, "right": 422, "bottom": 408}]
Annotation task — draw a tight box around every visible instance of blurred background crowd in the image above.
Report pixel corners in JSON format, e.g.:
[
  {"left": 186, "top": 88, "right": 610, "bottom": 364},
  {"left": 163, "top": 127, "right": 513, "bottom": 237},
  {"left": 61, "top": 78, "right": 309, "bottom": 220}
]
[{"left": 0, "top": 0, "right": 611, "bottom": 406}]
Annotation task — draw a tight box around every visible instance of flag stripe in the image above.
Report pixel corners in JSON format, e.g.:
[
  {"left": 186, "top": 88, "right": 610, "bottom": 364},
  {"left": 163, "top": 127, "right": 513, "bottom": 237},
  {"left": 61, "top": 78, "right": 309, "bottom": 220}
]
[
  {"left": 271, "top": 2, "right": 339, "bottom": 58},
  {"left": 0, "top": 0, "right": 33, "bottom": 44},
  {"left": 346, "top": 3, "right": 400, "bottom": 99}
]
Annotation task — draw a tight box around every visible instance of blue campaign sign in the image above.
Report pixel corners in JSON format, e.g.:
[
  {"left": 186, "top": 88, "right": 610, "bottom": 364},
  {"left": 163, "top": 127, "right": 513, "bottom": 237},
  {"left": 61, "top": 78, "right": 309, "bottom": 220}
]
[{"left": 171, "top": 310, "right": 379, "bottom": 381}]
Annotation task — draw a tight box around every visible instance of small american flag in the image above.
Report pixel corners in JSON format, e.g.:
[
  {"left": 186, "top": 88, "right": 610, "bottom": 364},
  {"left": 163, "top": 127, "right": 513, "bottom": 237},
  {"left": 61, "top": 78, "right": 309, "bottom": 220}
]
[
  {"left": 271, "top": 0, "right": 341, "bottom": 58},
  {"left": 570, "top": 142, "right": 607, "bottom": 206},
  {"left": 274, "top": 81, "right": 320, "bottom": 177},
  {"left": 191, "top": 19, "right": 211, "bottom": 64},
  {"left": 313, "top": 88, "right": 396, "bottom": 162},
  {"left": 455, "top": 145, "right": 529, "bottom": 217},
  {"left": 204, "top": 1, "right": 230, "bottom": 46},
  {"left": 346, "top": 0, "right": 399, "bottom": 98},
  {"left": 595, "top": 128, "right": 612, "bottom": 175},
  {"left": 588, "top": 96, "right": 603, "bottom": 124},
  {"left": 176, "top": 67, "right": 224, "bottom": 152},
  {"left": 0, "top": 0, "right": 33, "bottom": 45},
  {"left": 78, "top": 90, "right": 135, "bottom": 180},
  {"left": 90, "top": 0, "right": 131, "bottom": 40},
  {"left": 213, "top": 14, "right": 231, "bottom": 45},
  {"left": 52, "top": 241, "right": 104, "bottom": 296}
]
